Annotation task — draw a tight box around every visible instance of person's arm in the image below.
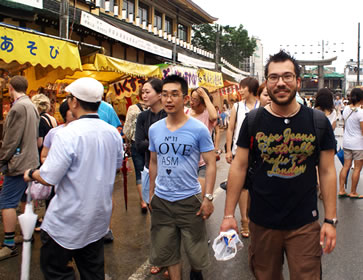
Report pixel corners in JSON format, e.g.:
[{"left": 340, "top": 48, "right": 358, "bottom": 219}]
[
  {"left": 24, "top": 169, "right": 52, "bottom": 186},
  {"left": 148, "top": 151, "right": 157, "bottom": 206},
  {"left": 40, "top": 146, "right": 49, "bottom": 164},
  {"left": 197, "top": 88, "right": 217, "bottom": 122},
  {"left": 214, "top": 126, "right": 220, "bottom": 151},
  {"left": 0, "top": 108, "right": 26, "bottom": 163},
  {"left": 318, "top": 149, "right": 337, "bottom": 254},
  {"left": 331, "top": 121, "right": 337, "bottom": 131},
  {"left": 360, "top": 121, "right": 363, "bottom": 136},
  {"left": 225, "top": 106, "right": 236, "bottom": 164},
  {"left": 220, "top": 146, "right": 249, "bottom": 233},
  {"left": 197, "top": 150, "right": 216, "bottom": 219},
  {"left": 135, "top": 112, "right": 149, "bottom": 154}
]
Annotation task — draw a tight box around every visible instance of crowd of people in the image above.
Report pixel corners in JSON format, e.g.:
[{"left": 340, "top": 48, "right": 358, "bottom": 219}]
[{"left": 0, "top": 50, "right": 362, "bottom": 280}]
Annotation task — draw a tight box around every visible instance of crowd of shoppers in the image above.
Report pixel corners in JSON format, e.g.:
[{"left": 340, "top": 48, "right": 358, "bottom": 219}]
[{"left": 1, "top": 50, "right": 363, "bottom": 280}]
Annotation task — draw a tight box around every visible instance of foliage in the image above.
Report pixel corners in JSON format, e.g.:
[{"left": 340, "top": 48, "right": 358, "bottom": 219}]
[{"left": 192, "top": 24, "right": 256, "bottom": 67}]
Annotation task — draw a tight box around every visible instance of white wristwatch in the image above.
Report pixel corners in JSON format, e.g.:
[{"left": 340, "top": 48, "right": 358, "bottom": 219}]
[{"left": 204, "top": 194, "right": 214, "bottom": 201}]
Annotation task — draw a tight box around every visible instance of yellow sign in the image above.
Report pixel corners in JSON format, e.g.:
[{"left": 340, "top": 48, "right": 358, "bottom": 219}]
[
  {"left": 0, "top": 25, "right": 82, "bottom": 71},
  {"left": 198, "top": 68, "right": 223, "bottom": 91}
]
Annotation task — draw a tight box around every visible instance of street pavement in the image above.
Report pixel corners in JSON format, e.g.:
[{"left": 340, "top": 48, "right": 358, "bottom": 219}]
[{"left": 1, "top": 122, "right": 363, "bottom": 279}]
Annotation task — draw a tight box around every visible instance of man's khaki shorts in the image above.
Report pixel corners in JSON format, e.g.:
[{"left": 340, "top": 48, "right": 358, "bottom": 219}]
[
  {"left": 149, "top": 194, "right": 209, "bottom": 270},
  {"left": 343, "top": 148, "right": 363, "bottom": 161}
]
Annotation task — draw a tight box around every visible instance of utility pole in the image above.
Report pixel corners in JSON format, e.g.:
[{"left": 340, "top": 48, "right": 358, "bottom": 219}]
[
  {"left": 358, "top": 22, "right": 360, "bottom": 85},
  {"left": 322, "top": 40, "right": 324, "bottom": 60},
  {"left": 215, "top": 24, "right": 220, "bottom": 71},
  {"left": 59, "top": 0, "right": 69, "bottom": 39}
]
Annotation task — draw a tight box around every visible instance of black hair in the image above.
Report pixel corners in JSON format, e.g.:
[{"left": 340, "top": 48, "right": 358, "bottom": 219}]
[
  {"left": 76, "top": 97, "right": 101, "bottom": 112},
  {"left": 240, "top": 77, "right": 259, "bottom": 96},
  {"left": 162, "top": 75, "right": 188, "bottom": 95},
  {"left": 59, "top": 100, "right": 69, "bottom": 122},
  {"left": 350, "top": 88, "right": 363, "bottom": 105},
  {"left": 144, "top": 78, "right": 163, "bottom": 93},
  {"left": 265, "top": 50, "right": 300, "bottom": 79},
  {"left": 315, "top": 88, "right": 334, "bottom": 112}
]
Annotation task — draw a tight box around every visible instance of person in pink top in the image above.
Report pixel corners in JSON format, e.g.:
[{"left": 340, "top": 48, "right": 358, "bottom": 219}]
[{"left": 187, "top": 87, "right": 218, "bottom": 195}]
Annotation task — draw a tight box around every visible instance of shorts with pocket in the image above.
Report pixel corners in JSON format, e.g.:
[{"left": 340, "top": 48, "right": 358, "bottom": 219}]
[
  {"left": 150, "top": 194, "right": 209, "bottom": 270},
  {"left": 343, "top": 148, "right": 363, "bottom": 161},
  {"left": 0, "top": 175, "right": 28, "bottom": 209}
]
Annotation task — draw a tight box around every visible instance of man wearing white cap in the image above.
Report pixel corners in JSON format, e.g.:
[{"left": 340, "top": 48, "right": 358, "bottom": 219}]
[{"left": 24, "top": 77, "right": 123, "bottom": 280}]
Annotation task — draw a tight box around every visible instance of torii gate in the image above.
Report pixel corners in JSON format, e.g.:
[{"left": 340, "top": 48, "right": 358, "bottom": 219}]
[{"left": 297, "top": 57, "right": 337, "bottom": 89}]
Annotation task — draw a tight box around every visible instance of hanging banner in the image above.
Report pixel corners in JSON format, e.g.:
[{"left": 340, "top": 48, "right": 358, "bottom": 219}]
[
  {"left": 8, "top": 0, "right": 43, "bottom": 9},
  {"left": 0, "top": 25, "right": 82, "bottom": 71},
  {"left": 81, "top": 11, "right": 172, "bottom": 59},
  {"left": 107, "top": 76, "right": 147, "bottom": 115},
  {"left": 178, "top": 53, "right": 215, "bottom": 70},
  {"left": 161, "top": 65, "right": 199, "bottom": 89},
  {"left": 198, "top": 68, "right": 223, "bottom": 91}
]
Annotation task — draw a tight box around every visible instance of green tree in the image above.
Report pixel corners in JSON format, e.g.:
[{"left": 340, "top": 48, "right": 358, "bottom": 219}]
[{"left": 192, "top": 23, "right": 256, "bottom": 67}]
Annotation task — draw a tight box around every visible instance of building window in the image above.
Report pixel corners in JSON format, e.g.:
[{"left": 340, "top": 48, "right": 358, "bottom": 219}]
[
  {"left": 123, "top": 0, "right": 135, "bottom": 17},
  {"left": 154, "top": 10, "right": 162, "bottom": 30},
  {"left": 138, "top": 2, "right": 149, "bottom": 23},
  {"left": 178, "top": 23, "right": 187, "bottom": 41},
  {"left": 165, "top": 16, "right": 172, "bottom": 34}
]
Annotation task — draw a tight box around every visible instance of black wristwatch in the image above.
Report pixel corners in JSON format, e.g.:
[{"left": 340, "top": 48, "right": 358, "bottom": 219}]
[
  {"left": 28, "top": 169, "right": 36, "bottom": 180},
  {"left": 324, "top": 218, "right": 338, "bottom": 227}
]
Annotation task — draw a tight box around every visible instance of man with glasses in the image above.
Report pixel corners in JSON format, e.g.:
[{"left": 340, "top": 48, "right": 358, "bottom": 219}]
[
  {"left": 24, "top": 77, "right": 123, "bottom": 279},
  {"left": 148, "top": 75, "right": 216, "bottom": 280},
  {"left": 220, "top": 51, "right": 337, "bottom": 279}
]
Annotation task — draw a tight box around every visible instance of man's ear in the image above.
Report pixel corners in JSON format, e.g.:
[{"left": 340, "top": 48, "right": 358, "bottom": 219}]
[{"left": 183, "top": 94, "right": 190, "bottom": 105}]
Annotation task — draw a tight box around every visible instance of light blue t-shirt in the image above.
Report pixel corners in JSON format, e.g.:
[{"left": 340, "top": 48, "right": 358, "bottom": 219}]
[
  {"left": 98, "top": 101, "right": 121, "bottom": 128},
  {"left": 149, "top": 117, "right": 214, "bottom": 202}
]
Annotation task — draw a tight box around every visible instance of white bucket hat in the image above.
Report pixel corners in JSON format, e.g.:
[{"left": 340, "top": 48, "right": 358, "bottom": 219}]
[{"left": 65, "top": 77, "right": 103, "bottom": 103}]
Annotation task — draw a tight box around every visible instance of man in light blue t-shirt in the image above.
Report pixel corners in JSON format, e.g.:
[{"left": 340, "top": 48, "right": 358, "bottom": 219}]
[{"left": 148, "top": 75, "right": 216, "bottom": 280}]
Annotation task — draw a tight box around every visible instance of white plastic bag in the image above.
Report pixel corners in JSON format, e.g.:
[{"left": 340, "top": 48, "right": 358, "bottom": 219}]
[
  {"left": 27, "top": 181, "right": 51, "bottom": 200},
  {"left": 212, "top": 229, "right": 243, "bottom": 261}
]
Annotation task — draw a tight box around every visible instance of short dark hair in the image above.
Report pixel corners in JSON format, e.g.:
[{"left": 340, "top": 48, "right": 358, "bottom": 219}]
[
  {"left": 350, "top": 88, "right": 363, "bottom": 105},
  {"left": 144, "top": 78, "right": 163, "bottom": 94},
  {"left": 10, "top": 75, "right": 28, "bottom": 93},
  {"left": 59, "top": 100, "right": 69, "bottom": 122},
  {"left": 162, "top": 75, "right": 188, "bottom": 95},
  {"left": 75, "top": 96, "right": 100, "bottom": 112},
  {"left": 240, "top": 77, "right": 259, "bottom": 96},
  {"left": 265, "top": 50, "right": 300, "bottom": 79},
  {"left": 315, "top": 88, "right": 334, "bottom": 112}
]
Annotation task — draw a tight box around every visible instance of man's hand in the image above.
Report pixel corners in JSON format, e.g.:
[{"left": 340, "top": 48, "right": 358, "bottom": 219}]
[
  {"left": 196, "top": 87, "right": 208, "bottom": 100},
  {"left": 196, "top": 199, "right": 214, "bottom": 220},
  {"left": 220, "top": 217, "right": 238, "bottom": 233},
  {"left": 225, "top": 151, "right": 233, "bottom": 164},
  {"left": 320, "top": 223, "right": 336, "bottom": 254},
  {"left": 24, "top": 169, "right": 32, "bottom": 182}
]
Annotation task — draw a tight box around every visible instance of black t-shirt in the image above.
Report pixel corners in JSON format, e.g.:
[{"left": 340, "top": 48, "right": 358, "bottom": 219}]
[{"left": 237, "top": 105, "right": 336, "bottom": 230}]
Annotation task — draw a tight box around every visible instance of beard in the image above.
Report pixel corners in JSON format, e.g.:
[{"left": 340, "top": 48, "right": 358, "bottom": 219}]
[{"left": 267, "top": 86, "right": 297, "bottom": 106}]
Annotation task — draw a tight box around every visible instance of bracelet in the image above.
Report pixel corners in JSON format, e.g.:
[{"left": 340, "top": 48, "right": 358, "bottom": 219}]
[{"left": 223, "top": 215, "right": 235, "bottom": 219}]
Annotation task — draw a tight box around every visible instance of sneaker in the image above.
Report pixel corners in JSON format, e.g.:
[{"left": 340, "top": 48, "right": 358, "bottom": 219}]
[
  {"left": 0, "top": 246, "right": 18, "bottom": 261},
  {"left": 104, "top": 230, "right": 114, "bottom": 243},
  {"left": 190, "top": 270, "right": 203, "bottom": 280}
]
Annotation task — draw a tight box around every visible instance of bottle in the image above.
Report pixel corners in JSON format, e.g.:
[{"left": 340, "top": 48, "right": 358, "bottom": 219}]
[{"left": 15, "top": 148, "right": 20, "bottom": 155}]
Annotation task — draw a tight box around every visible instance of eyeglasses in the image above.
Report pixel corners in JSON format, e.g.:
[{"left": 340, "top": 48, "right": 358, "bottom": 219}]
[
  {"left": 161, "top": 93, "right": 183, "bottom": 99},
  {"left": 267, "top": 73, "right": 296, "bottom": 84}
]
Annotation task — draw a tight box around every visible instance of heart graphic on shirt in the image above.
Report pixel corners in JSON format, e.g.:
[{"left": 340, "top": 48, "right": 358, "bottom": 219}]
[{"left": 166, "top": 169, "right": 172, "bottom": 175}]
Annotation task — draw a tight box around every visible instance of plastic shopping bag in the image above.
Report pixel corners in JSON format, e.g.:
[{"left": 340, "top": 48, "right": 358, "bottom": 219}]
[
  {"left": 27, "top": 181, "right": 51, "bottom": 200},
  {"left": 141, "top": 167, "right": 150, "bottom": 204},
  {"left": 212, "top": 229, "right": 243, "bottom": 261}
]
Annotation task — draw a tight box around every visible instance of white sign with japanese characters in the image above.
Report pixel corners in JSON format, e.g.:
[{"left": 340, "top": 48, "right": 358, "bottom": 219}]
[
  {"left": 81, "top": 11, "right": 172, "bottom": 59},
  {"left": 9, "top": 0, "right": 43, "bottom": 9}
]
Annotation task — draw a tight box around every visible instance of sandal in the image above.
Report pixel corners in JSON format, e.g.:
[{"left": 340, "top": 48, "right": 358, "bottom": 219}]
[
  {"left": 240, "top": 219, "right": 250, "bottom": 238},
  {"left": 150, "top": 266, "right": 161, "bottom": 274}
]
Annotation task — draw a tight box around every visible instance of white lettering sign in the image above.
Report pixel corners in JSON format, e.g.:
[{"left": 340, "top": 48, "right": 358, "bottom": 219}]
[
  {"left": 81, "top": 11, "right": 172, "bottom": 59},
  {"left": 9, "top": 0, "right": 43, "bottom": 9},
  {"left": 178, "top": 53, "right": 215, "bottom": 70}
]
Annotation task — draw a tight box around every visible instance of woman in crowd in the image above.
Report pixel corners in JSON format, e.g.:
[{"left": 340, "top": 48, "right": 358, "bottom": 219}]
[
  {"left": 256, "top": 82, "right": 271, "bottom": 107},
  {"left": 135, "top": 78, "right": 167, "bottom": 275},
  {"left": 314, "top": 88, "right": 337, "bottom": 130},
  {"left": 124, "top": 89, "right": 148, "bottom": 213},
  {"left": 338, "top": 88, "right": 363, "bottom": 198}
]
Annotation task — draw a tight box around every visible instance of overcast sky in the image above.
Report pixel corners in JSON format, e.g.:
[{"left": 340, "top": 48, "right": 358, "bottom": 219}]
[{"left": 192, "top": 0, "right": 362, "bottom": 72}]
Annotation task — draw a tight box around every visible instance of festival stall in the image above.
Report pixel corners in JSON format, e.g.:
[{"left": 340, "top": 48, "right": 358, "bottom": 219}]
[{"left": 57, "top": 53, "right": 162, "bottom": 116}]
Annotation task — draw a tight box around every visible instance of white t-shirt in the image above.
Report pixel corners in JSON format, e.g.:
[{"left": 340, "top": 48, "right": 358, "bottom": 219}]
[
  {"left": 342, "top": 106, "right": 363, "bottom": 150},
  {"left": 326, "top": 110, "right": 337, "bottom": 127},
  {"left": 40, "top": 116, "right": 123, "bottom": 249},
  {"left": 232, "top": 100, "right": 260, "bottom": 155}
]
